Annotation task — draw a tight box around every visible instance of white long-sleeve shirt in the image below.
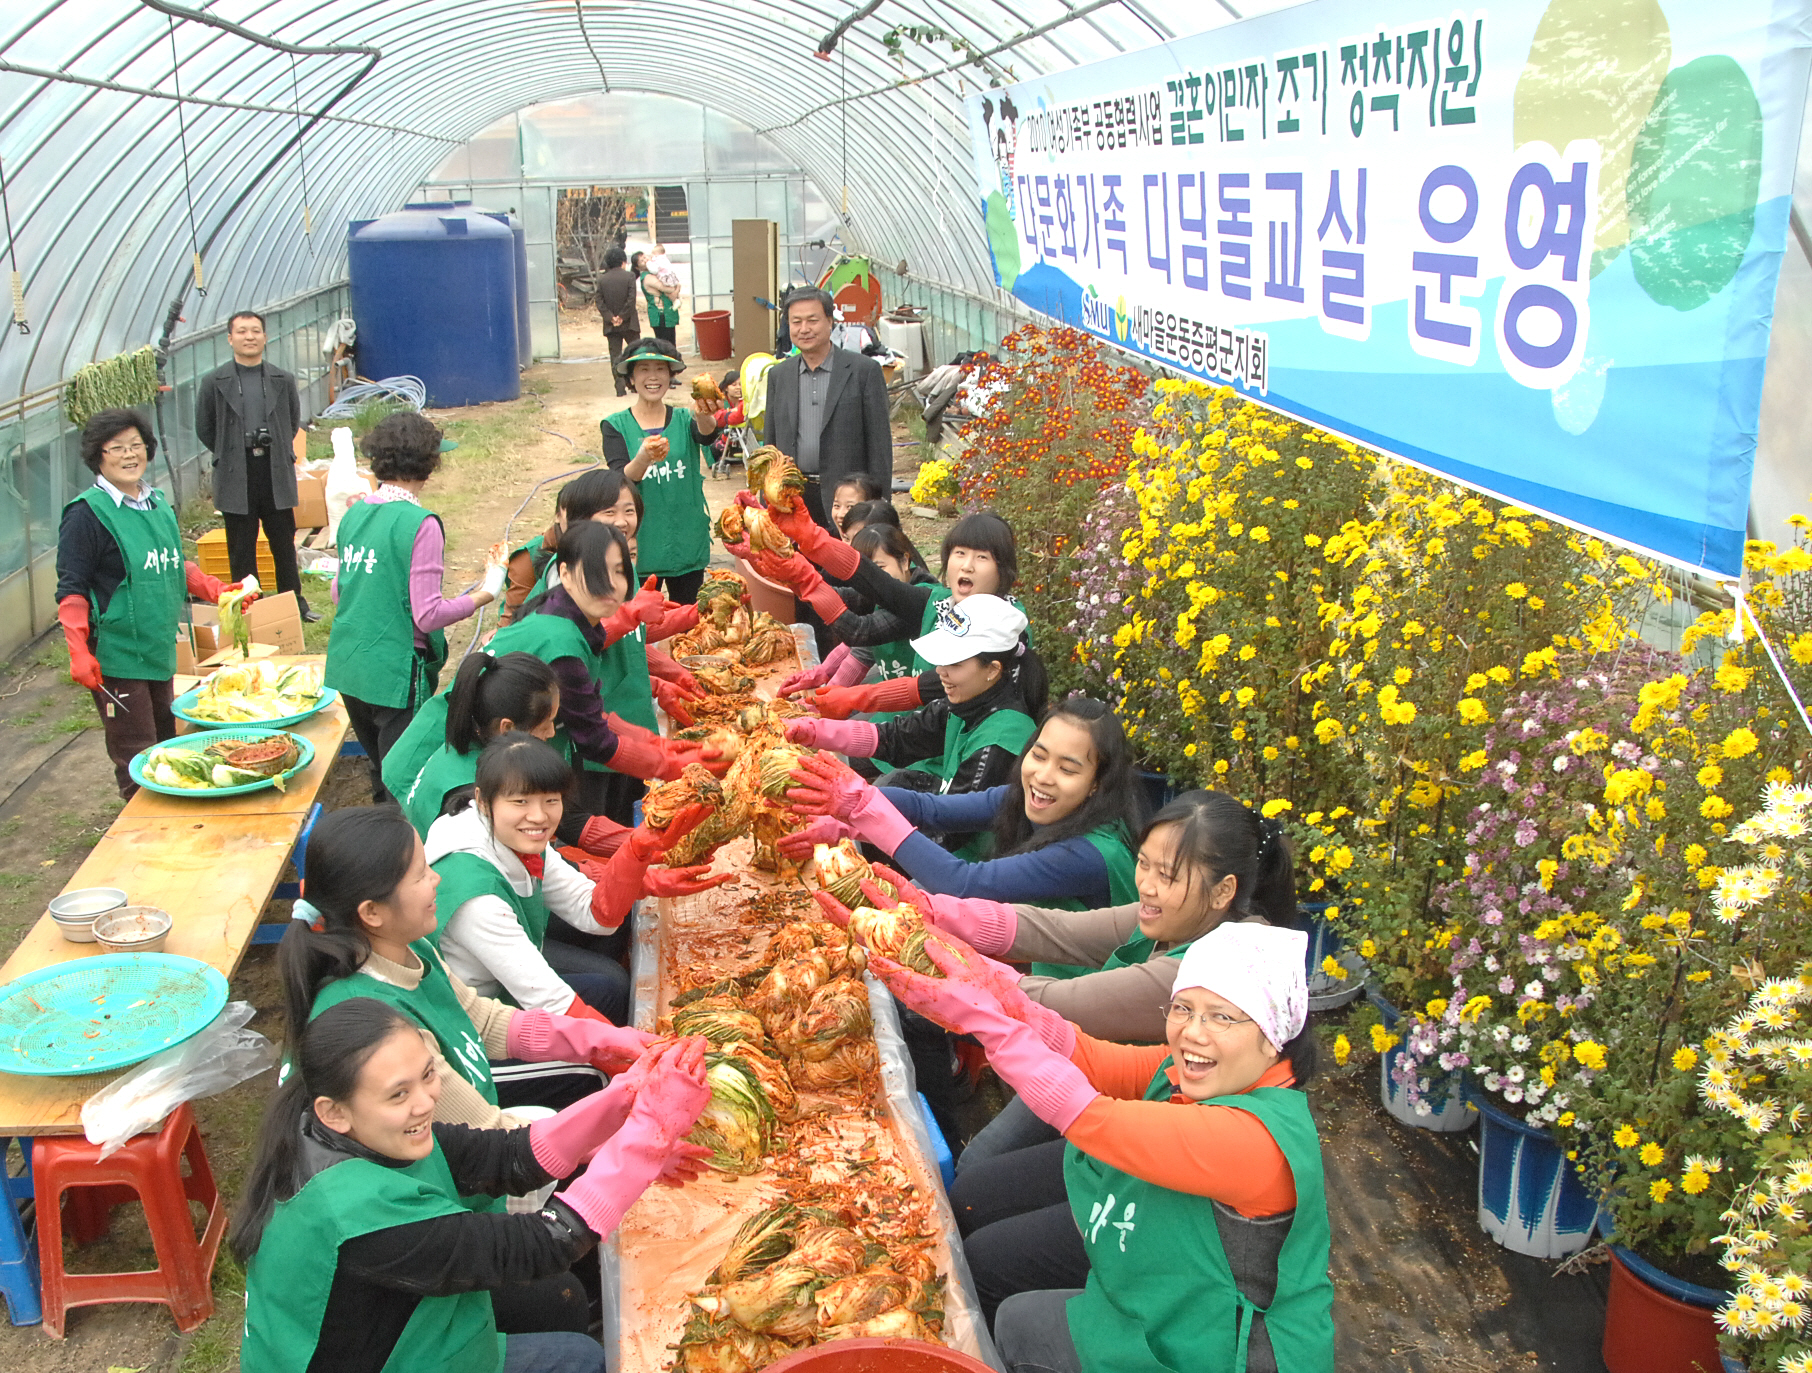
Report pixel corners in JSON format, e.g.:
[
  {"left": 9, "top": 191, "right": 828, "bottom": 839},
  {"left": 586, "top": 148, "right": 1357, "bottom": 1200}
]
[{"left": 424, "top": 806, "right": 610, "bottom": 1014}]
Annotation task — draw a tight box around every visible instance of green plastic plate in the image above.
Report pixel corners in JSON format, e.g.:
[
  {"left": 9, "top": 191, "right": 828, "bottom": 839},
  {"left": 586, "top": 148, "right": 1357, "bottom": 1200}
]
[
  {"left": 0, "top": 953, "right": 229, "bottom": 1076},
  {"left": 171, "top": 682, "right": 336, "bottom": 730},
  {"left": 129, "top": 727, "right": 315, "bottom": 798}
]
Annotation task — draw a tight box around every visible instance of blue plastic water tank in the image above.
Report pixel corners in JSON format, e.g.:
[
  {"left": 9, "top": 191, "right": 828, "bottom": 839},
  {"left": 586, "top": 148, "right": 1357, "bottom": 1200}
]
[
  {"left": 348, "top": 205, "right": 520, "bottom": 406},
  {"left": 485, "top": 211, "right": 533, "bottom": 368}
]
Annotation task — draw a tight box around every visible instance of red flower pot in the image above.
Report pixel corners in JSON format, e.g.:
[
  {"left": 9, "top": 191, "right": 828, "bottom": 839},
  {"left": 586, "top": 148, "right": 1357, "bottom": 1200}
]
[{"left": 1603, "top": 1247, "right": 1724, "bottom": 1373}]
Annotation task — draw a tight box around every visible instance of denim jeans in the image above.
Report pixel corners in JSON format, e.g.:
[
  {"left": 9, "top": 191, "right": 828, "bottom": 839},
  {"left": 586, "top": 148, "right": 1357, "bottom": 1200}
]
[
  {"left": 994, "top": 1289, "right": 1085, "bottom": 1373},
  {"left": 502, "top": 1330, "right": 606, "bottom": 1373},
  {"left": 955, "top": 1095, "right": 1059, "bottom": 1176}
]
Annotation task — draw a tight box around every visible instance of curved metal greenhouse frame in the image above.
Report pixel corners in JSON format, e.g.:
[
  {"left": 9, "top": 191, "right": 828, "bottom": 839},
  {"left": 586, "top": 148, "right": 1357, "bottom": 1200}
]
[{"left": 0, "top": 0, "right": 1292, "bottom": 397}]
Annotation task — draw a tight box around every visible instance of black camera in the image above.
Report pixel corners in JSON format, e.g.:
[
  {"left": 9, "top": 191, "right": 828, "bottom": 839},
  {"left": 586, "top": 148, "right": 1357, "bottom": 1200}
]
[{"left": 247, "top": 425, "right": 272, "bottom": 458}]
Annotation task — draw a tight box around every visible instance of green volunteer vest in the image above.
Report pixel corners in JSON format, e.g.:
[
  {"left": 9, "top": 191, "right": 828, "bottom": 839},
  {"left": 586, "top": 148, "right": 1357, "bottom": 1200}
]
[
  {"left": 326, "top": 500, "right": 448, "bottom": 710},
  {"left": 402, "top": 745, "right": 480, "bottom": 837},
  {"left": 383, "top": 691, "right": 454, "bottom": 818},
  {"left": 909, "top": 585, "right": 955, "bottom": 675},
  {"left": 1063, "top": 1071, "right": 1334, "bottom": 1373},
  {"left": 69, "top": 487, "right": 185, "bottom": 681},
  {"left": 430, "top": 851, "right": 551, "bottom": 1009},
  {"left": 900, "top": 705, "right": 1035, "bottom": 787},
  {"left": 605, "top": 406, "right": 709, "bottom": 576},
  {"left": 491, "top": 611, "right": 619, "bottom": 776},
  {"left": 242, "top": 1142, "right": 504, "bottom": 1373},
  {"left": 1030, "top": 826, "right": 1143, "bottom": 980},
  {"left": 598, "top": 625, "right": 657, "bottom": 733},
  {"left": 641, "top": 274, "right": 679, "bottom": 327},
  {"left": 310, "top": 941, "right": 497, "bottom": 1105}
]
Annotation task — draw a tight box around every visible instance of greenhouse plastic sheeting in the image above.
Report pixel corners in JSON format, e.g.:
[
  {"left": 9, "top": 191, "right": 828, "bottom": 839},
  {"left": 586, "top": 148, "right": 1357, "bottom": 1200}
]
[{"left": 0, "top": 1, "right": 1304, "bottom": 398}]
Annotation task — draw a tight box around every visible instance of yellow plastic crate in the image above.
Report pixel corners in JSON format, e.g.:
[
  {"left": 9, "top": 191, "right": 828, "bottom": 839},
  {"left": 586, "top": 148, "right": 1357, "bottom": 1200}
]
[{"left": 195, "top": 526, "right": 277, "bottom": 587}]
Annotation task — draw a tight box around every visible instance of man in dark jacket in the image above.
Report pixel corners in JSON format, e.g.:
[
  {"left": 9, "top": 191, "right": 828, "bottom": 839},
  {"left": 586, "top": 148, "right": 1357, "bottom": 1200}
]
[
  {"left": 194, "top": 310, "right": 312, "bottom": 616},
  {"left": 594, "top": 247, "right": 640, "bottom": 395},
  {"left": 761, "top": 287, "right": 892, "bottom": 533}
]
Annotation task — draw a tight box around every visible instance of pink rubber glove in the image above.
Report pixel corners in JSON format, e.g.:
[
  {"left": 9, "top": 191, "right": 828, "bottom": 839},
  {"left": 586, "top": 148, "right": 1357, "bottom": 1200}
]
[
  {"left": 559, "top": 1038, "right": 713, "bottom": 1238},
  {"left": 871, "top": 941, "right": 1097, "bottom": 1132},
  {"left": 777, "top": 815, "right": 857, "bottom": 863},
  {"left": 750, "top": 548, "right": 847, "bottom": 624},
  {"left": 528, "top": 1072, "right": 638, "bottom": 1176},
  {"left": 786, "top": 754, "right": 915, "bottom": 854},
  {"left": 827, "top": 649, "right": 873, "bottom": 689},
  {"left": 862, "top": 864, "right": 1018, "bottom": 956},
  {"left": 785, "top": 716, "right": 879, "bottom": 757},
  {"left": 777, "top": 645, "right": 846, "bottom": 699},
  {"left": 508, "top": 1007, "right": 657, "bottom": 1074}
]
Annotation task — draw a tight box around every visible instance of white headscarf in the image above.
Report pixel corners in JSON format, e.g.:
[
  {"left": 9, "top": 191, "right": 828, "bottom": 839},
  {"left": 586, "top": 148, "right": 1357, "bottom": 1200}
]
[{"left": 1171, "top": 923, "right": 1309, "bottom": 1053}]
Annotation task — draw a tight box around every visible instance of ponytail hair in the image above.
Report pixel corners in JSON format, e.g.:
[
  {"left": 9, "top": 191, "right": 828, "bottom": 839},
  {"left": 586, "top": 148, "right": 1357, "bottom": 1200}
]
[
  {"left": 976, "top": 637, "right": 1048, "bottom": 719},
  {"left": 1137, "top": 790, "right": 1296, "bottom": 927},
  {"left": 230, "top": 997, "right": 416, "bottom": 1262},
  {"left": 445, "top": 651, "right": 558, "bottom": 755},
  {"left": 1281, "top": 1023, "right": 1321, "bottom": 1088},
  {"left": 276, "top": 805, "right": 419, "bottom": 1061}
]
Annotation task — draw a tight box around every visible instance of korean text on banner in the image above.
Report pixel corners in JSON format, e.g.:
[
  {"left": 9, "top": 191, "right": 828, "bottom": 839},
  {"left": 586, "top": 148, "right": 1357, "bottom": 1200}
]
[{"left": 965, "top": 0, "right": 1812, "bottom": 577}]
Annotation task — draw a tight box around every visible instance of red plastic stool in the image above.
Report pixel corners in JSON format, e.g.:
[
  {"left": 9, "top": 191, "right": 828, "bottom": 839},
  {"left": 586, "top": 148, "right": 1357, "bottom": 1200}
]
[{"left": 31, "top": 1104, "right": 224, "bottom": 1338}]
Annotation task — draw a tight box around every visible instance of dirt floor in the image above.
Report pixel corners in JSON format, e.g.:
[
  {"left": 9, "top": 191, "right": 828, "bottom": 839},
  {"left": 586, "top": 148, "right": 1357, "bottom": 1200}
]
[{"left": 0, "top": 310, "right": 1612, "bottom": 1370}]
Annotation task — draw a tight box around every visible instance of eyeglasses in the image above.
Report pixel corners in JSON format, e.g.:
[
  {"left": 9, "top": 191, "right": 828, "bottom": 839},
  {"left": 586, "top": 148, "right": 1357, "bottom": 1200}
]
[
  {"left": 1161, "top": 1002, "right": 1253, "bottom": 1033},
  {"left": 102, "top": 442, "right": 148, "bottom": 457}
]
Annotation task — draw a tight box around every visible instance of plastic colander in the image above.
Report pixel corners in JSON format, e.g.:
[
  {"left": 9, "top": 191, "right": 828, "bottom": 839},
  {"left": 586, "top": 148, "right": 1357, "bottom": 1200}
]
[{"left": 0, "top": 953, "right": 229, "bottom": 1076}]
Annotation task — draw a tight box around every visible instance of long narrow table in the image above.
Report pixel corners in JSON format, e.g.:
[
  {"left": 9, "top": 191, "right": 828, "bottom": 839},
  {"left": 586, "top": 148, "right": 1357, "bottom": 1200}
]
[{"left": 0, "top": 658, "right": 348, "bottom": 1136}]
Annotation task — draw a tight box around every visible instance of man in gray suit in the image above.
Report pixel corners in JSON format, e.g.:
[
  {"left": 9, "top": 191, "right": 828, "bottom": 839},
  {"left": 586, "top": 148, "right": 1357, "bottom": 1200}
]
[
  {"left": 195, "top": 310, "right": 313, "bottom": 617},
  {"left": 761, "top": 287, "right": 892, "bottom": 532}
]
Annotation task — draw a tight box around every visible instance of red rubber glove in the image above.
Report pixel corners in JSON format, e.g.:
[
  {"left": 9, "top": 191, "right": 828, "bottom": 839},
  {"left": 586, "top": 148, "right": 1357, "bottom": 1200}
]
[
  {"left": 56, "top": 596, "right": 102, "bottom": 691},
  {"left": 746, "top": 548, "right": 846, "bottom": 623},
  {"left": 560, "top": 995, "right": 616, "bottom": 1025},
  {"left": 649, "top": 602, "right": 700, "bottom": 642},
  {"left": 646, "top": 650, "right": 705, "bottom": 698},
  {"left": 776, "top": 814, "right": 857, "bottom": 863},
  {"left": 558, "top": 1038, "right": 713, "bottom": 1237},
  {"left": 785, "top": 715, "right": 879, "bottom": 757},
  {"left": 184, "top": 563, "right": 226, "bottom": 602},
  {"left": 777, "top": 644, "right": 846, "bottom": 699},
  {"left": 576, "top": 814, "right": 631, "bottom": 859},
  {"left": 811, "top": 677, "right": 923, "bottom": 719},
  {"left": 651, "top": 678, "right": 696, "bottom": 727},
  {"left": 607, "top": 728, "right": 727, "bottom": 781},
  {"left": 591, "top": 804, "right": 734, "bottom": 924},
  {"left": 508, "top": 1006, "right": 656, "bottom": 1074},
  {"left": 764, "top": 498, "right": 860, "bottom": 580}
]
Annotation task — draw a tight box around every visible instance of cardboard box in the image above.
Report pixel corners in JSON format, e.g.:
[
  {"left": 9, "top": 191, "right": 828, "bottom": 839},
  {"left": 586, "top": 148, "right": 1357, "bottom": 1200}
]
[
  {"left": 185, "top": 589, "right": 306, "bottom": 662},
  {"left": 294, "top": 471, "right": 328, "bottom": 529}
]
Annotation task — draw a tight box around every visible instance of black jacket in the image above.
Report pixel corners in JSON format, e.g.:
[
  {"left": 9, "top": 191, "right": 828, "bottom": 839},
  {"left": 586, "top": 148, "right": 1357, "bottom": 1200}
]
[
  {"left": 762, "top": 347, "right": 892, "bottom": 499},
  {"left": 595, "top": 267, "right": 640, "bottom": 338},
  {"left": 194, "top": 358, "right": 302, "bottom": 516},
  {"left": 293, "top": 1116, "right": 592, "bottom": 1373},
  {"left": 872, "top": 676, "right": 1030, "bottom": 827}
]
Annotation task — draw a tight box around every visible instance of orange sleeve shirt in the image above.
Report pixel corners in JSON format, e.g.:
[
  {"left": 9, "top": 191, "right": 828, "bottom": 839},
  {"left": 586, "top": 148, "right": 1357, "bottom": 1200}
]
[{"left": 1063, "top": 1031, "right": 1300, "bottom": 1218}]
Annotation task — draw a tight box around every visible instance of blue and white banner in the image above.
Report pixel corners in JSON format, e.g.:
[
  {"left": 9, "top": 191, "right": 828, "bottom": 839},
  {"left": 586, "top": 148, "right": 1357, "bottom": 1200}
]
[{"left": 965, "top": 0, "right": 1812, "bottom": 576}]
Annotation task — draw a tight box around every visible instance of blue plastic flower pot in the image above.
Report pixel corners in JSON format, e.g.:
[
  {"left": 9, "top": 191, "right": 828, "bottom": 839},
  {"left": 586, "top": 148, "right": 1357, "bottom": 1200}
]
[
  {"left": 1299, "top": 903, "right": 1365, "bottom": 1010},
  {"left": 1472, "top": 1092, "right": 1597, "bottom": 1258},
  {"left": 1372, "top": 996, "right": 1473, "bottom": 1132}
]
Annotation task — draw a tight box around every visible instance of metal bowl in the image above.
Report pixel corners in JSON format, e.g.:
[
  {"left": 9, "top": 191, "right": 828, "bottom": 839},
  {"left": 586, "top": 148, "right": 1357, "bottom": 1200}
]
[
  {"left": 92, "top": 906, "right": 173, "bottom": 955},
  {"left": 48, "top": 887, "right": 128, "bottom": 943}
]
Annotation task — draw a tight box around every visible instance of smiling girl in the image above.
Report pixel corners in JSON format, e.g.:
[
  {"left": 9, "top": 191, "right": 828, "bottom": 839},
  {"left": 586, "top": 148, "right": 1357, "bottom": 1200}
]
[
  {"left": 426, "top": 733, "right": 727, "bottom": 1026},
  {"left": 235, "top": 998, "right": 710, "bottom": 1373},
  {"left": 874, "top": 923, "right": 1334, "bottom": 1373},
  {"left": 282, "top": 806, "right": 656, "bottom": 1125},
  {"left": 742, "top": 501, "right": 1024, "bottom": 717}
]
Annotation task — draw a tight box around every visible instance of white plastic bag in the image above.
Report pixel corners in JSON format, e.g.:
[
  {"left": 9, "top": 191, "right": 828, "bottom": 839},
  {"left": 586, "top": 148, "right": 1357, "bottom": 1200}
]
[
  {"left": 324, "top": 424, "right": 365, "bottom": 545},
  {"left": 81, "top": 1002, "right": 277, "bottom": 1159}
]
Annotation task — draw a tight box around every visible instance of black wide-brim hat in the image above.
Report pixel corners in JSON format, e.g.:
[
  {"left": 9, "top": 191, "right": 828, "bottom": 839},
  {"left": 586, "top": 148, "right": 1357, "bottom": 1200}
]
[{"left": 616, "top": 337, "right": 685, "bottom": 376}]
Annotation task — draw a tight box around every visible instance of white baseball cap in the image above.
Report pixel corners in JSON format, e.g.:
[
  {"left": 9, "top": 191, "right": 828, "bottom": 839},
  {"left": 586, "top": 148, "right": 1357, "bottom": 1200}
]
[{"left": 909, "top": 593, "right": 1029, "bottom": 666}]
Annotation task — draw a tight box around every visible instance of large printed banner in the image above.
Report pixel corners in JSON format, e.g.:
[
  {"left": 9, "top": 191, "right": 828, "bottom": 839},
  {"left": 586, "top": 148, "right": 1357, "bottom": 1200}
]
[{"left": 964, "top": 0, "right": 1812, "bottom": 576}]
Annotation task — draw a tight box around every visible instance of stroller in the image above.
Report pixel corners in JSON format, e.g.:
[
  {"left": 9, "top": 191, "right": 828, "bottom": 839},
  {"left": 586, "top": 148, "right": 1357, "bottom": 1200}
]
[{"left": 712, "top": 352, "right": 778, "bottom": 479}]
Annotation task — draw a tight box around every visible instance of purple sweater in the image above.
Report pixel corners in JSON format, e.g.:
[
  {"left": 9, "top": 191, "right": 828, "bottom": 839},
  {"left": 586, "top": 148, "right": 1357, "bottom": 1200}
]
[
  {"left": 330, "top": 488, "right": 480, "bottom": 648},
  {"left": 535, "top": 588, "right": 621, "bottom": 765}
]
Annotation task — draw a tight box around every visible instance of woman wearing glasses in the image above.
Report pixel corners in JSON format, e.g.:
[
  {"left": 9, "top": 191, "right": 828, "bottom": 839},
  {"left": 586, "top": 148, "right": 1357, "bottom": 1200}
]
[
  {"left": 55, "top": 408, "right": 254, "bottom": 797},
  {"left": 872, "top": 921, "right": 1334, "bottom": 1373}
]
